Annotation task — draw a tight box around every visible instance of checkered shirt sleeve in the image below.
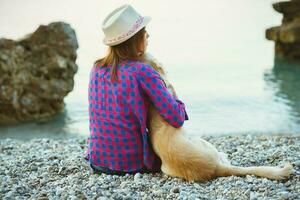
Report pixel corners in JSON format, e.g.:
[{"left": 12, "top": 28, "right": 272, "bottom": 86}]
[{"left": 137, "top": 64, "right": 189, "bottom": 128}]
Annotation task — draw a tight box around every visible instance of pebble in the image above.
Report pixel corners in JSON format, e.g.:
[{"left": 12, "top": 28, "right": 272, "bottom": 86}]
[
  {"left": 294, "top": 160, "right": 300, "bottom": 167},
  {"left": 250, "top": 192, "right": 257, "bottom": 200},
  {"left": 188, "top": 193, "right": 198, "bottom": 200},
  {"left": 171, "top": 186, "right": 180, "bottom": 193},
  {"left": 179, "top": 191, "right": 189, "bottom": 199},
  {"left": 153, "top": 189, "right": 163, "bottom": 196},
  {"left": 0, "top": 135, "right": 299, "bottom": 199},
  {"left": 134, "top": 173, "right": 142, "bottom": 182},
  {"left": 279, "top": 191, "right": 290, "bottom": 200},
  {"left": 246, "top": 175, "right": 254, "bottom": 183}
]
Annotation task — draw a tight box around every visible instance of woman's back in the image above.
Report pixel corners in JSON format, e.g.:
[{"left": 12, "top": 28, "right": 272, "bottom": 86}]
[
  {"left": 86, "top": 59, "right": 188, "bottom": 172},
  {"left": 87, "top": 60, "right": 153, "bottom": 172}
]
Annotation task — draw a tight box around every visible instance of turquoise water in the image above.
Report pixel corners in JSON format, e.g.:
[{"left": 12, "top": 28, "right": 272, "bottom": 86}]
[{"left": 1, "top": 0, "right": 300, "bottom": 140}]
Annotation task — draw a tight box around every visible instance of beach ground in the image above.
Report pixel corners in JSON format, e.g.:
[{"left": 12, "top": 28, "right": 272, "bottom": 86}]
[{"left": 0, "top": 134, "right": 299, "bottom": 199}]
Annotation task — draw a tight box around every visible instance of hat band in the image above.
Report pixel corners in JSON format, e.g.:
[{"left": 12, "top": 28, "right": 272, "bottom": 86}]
[{"left": 107, "top": 16, "right": 144, "bottom": 43}]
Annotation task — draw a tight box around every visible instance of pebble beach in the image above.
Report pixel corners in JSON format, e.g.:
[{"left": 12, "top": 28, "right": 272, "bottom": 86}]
[{"left": 1, "top": 134, "right": 299, "bottom": 200}]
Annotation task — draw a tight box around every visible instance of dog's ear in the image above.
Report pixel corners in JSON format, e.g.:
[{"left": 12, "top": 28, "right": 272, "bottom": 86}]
[
  {"left": 142, "top": 52, "right": 167, "bottom": 75},
  {"left": 142, "top": 52, "right": 172, "bottom": 90}
]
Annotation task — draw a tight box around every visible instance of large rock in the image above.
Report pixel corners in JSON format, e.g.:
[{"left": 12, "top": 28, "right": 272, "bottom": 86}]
[
  {"left": 0, "top": 22, "right": 78, "bottom": 124},
  {"left": 266, "top": 0, "right": 300, "bottom": 60}
]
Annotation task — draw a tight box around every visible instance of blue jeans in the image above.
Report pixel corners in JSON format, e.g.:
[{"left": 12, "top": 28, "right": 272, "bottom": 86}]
[{"left": 89, "top": 163, "right": 160, "bottom": 175}]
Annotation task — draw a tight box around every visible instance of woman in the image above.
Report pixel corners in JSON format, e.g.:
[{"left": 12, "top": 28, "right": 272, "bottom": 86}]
[{"left": 84, "top": 4, "right": 189, "bottom": 175}]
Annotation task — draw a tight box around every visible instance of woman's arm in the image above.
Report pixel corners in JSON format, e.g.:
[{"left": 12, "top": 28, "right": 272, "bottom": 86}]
[{"left": 137, "top": 63, "right": 189, "bottom": 128}]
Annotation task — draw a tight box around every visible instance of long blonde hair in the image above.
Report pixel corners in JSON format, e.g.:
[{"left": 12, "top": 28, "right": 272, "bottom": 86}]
[{"left": 94, "top": 27, "right": 166, "bottom": 82}]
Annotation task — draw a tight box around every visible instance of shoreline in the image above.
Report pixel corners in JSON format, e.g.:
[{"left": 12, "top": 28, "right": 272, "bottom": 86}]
[{"left": 1, "top": 134, "right": 299, "bottom": 199}]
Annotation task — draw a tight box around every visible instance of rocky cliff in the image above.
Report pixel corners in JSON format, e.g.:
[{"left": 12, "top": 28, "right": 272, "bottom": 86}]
[
  {"left": 266, "top": 0, "right": 300, "bottom": 60},
  {"left": 0, "top": 22, "right": 78, "bottom": 124}
]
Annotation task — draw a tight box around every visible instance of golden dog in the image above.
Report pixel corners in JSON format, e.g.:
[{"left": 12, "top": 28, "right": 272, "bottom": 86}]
[{"left": 143, "top": 53, "right": 293, "bottom": 182}]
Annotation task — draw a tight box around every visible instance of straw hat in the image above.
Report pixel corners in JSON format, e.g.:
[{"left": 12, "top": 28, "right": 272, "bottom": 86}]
[{"left": 102, "top": 4, "right": 151, "bottom": 46}]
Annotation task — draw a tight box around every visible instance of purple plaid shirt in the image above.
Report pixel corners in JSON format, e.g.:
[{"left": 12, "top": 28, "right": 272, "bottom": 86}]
[{"left": 84, "top": 60, "right": 189, "bottom": 172}]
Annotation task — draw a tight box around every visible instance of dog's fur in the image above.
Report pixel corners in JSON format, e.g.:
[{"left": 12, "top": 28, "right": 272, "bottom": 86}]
[{"left": 142, "top": 53, "right": 293, "bottom": 182}]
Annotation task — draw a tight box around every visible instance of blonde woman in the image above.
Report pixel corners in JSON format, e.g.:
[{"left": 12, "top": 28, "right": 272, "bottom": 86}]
[{"left": 84, "top": 4, "right": 188, "bottom": 175}]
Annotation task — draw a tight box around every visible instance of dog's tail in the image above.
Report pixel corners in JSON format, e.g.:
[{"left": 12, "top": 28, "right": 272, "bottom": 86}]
[{"left": 215, "top": 163, "right": 293, "bottom": 180}]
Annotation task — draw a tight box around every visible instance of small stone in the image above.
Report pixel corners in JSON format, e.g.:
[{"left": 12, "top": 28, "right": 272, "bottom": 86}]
[
  {"left": 279, "top": 191, "right": 290, "bottom": 200},
  {"left": 171, "top": 186, "right": 180, "bottom": 193},
  {"left": 91, "top": 186, "right": 96, "bottom": 192},
  {"left": 179, "top": 191, "right": 188, "bottom": 199},
  {"left": 222, "top": 188, "right": 229, "bottom": 194},
  {"left": 4, "top": 191, "right": 14, "bottom": 198},
  {"left": 37, "top": 196, "right": 49, "bottom": 200},
  {"left": 250, "top": 192, "right": 257, "bottom": 200},
  {"left": 188, "top": 193, "right": 198, "bottom": 200},
  {"left": 134, "top": 173, "right": 141, "bottom": 182},
  {"left": 95, "top": 197, "right": 107, "bottom": 200},
  {"left": 294, "top": 160, "right": 300, "bottom": 167},
  {"left": 120, "top": 181, "right": 130, "bottom": 188},
  {"left": 236, "top": 180, "right": 243, "bottom": 185},
  {"left": 55, "top": 186, "right": 63, "bottom": 196},
  {"left": 153, "top": 189, "right": 163, "bottom": 196},
  {"left": 37, "top": 193, "right": 49, "bottom": 200},
  {"left": 246, "top": 175, "right": 253, "bottom": 183},
  {"left": 284, "top": 181, "right": 291, "bottom": 187},
  {"left": 262, "top": 178, "right": 269, "bottom": 184}
]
